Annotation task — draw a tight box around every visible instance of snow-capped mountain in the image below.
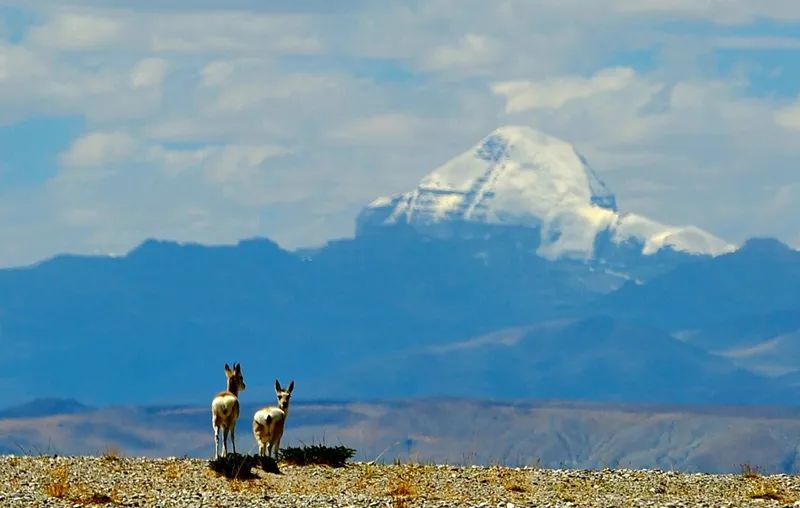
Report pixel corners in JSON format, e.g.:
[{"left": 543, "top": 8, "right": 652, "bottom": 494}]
[{"left": 358, "top": 126, "right": 735, "bottom": 260}]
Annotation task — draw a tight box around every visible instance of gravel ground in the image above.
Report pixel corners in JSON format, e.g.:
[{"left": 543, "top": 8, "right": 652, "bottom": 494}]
[{"left": 2, "top": 455, "right": 800, "bottom": 507}]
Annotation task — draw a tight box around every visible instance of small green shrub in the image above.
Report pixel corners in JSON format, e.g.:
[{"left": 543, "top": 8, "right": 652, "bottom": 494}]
[{"left": 279, "top": 443, "right": 356, "bottom": 467}]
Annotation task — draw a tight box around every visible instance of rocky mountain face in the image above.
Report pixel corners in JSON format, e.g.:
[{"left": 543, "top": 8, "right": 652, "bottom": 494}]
[{"left": 0, "top": 127, "right": 797, "bottom": 410}]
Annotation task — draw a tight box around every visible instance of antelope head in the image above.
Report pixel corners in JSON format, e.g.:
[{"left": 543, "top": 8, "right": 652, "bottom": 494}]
[
  {"left": 224, "top": 363, "right": 246, "bottom": 394},
  {"left": 275, "top": 379, "right": 294, "bottom": 412}
]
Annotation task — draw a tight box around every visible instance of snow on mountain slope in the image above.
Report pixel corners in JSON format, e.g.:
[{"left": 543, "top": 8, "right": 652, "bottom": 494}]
[
  {"left": 611, "top": 214, "right": 733, "bottom": 257},
  {"left": 358, "top": 126, "right": 735, "bottom": 259}
]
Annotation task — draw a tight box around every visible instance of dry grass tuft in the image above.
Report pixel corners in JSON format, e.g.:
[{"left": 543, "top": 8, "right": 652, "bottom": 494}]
[
  {"left": 43, "top": 464, "right": 120, "bottom": 505},
  {"left": 43, "top": 464, "right": 70, "bottom": 498},
  {"left": 493, "top": 468, "right": 529, "bottom": 493},
  {"left": 353, "top": 462, "right": 381, "bottom": 491},
  {"left": 553, "top": 478, "right": 579, "bottom": 503},
  {"left": 739, "top": 463, "right": 794, "bottom": 503},
  {"left": 391, "top": 496, "right": 410, "bottom": 508},
  {"left": 101, "top": 446, "right": 122, "bottom": 462},
  {"left": 504, "top": 479, "right": 527, "bottom": 492},
  {"left": 164, "top": 462, "right": 180, "bottom": 481},
  {"left": 740, "top": 463, "right": 760, "bottom": 479},
  {"left": 227, "top": 478, "right": 264, "bottom": 494},
  {"left": 89, "top": 492, "right": 114, "bottom": 503},
  {"left": 559, "top": 492, "right": 577, "bottom": 503},
  {"left": 72, "top": 488, "right": 119, "bottom": 505},
  {"left": 748, "top": 479, "right": 794, "bottom": 503},
  {"left": 387, "top": 468, "right": 418, "bottom": 506},
  {"left": 387, "top": 478, "right": 416, "bottom": 497}
]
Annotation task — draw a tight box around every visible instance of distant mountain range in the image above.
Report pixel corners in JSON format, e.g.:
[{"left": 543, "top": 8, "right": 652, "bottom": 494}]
[
  {"left": 0, "top": 127, "right": 798, "bottom": 408},
  {"left": 3, "top": 398, "right": 800, "bottom": 473}
]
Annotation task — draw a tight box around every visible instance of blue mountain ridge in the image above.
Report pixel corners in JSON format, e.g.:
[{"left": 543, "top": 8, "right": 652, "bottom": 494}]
[{"left": 0, "top": 228, "right": 797, "bottom": 406}]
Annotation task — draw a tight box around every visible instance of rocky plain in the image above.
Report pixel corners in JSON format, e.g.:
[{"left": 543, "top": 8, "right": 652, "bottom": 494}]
[{"left": 3, "top": 455, "right": 800, "bottom": 507}]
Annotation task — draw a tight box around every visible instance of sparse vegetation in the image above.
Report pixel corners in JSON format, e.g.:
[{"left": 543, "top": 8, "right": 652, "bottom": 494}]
[
  {"left": 43, "top": 464, "right": 70, "bottom": 498},
  {"left": 748, "top": 478, "right": 794, "bottom": 503},
  {"left": 387, "top": 475, "right": 417, "bottom": 497},
  {"left": 740, "top": 464, "right": 796, "bottom": 504},
  {"left": 490, "top": 467, "right": 529, "bottom": 493},
  {"left": 15, "top": 439, "right": 60, "bottom": 458},
  {"left": 227, "top": 477, "right": 265, "bottom": 494},
  {"left": 164, "top": 461, "right": 180, "bottom": 481},
  {"left": 740, "top": 463, "right": 761, "bottom": 478},
  {"left": 42, "top": 463, "right": 120, "bottom": 504},
  {"left": 72, "top": 489, "right": 118, "bottom": 505},
  {"left": 353, "top": 461, "right": 381, "bottom": 491},
  {"left": 387, "top": 469, "right": 417, "bottom": 508},
  {"left": 390, "top": 496, "right": 410, "bottom": 508},
  {"left": 279, "top": 443, "right": 356, "bottom": 467},
  {"left": 101, "top": 445, "right": 122, "bottom": 461},
  {"left": 503, "top": 479, "right": 527, "bottom": 493}
]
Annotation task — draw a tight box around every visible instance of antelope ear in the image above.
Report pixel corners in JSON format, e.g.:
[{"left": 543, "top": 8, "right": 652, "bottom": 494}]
[
  {"left": 287, "top": 381, "right": 295, "bottom": 394},
  {"left": 234, "top": 363, "right": 242, "bottom": 374},
  {"left": 275, "top": 379, "right": 282, "bottom": 393},
  {"left": 224, "top": 363, "right": 233, "bottom": 375}
]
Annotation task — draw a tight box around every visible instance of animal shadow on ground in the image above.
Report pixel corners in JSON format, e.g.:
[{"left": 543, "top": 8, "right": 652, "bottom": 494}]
[{"left": 208, "top": 453, "right": 280, "bottom": 479}]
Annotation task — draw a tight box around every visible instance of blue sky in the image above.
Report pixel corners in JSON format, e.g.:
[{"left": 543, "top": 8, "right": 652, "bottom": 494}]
[{"left": 0, "top": 0, "right": 799, "bottom": 267}]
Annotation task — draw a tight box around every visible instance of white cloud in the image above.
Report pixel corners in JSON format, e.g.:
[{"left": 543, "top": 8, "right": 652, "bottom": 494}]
[
  {"left": 21, "top": 7, "right": 324, "bottom": 56},
  {"left": 422, "top": 34, "right": 499, "bottom": 72},
  {"left": 329, "top": 114, "right": 429, "bottom": 146},
  {"left": 60, "top": 131, "right": 137, "bottom": 169},
  {"left": 60, "top": 207, "right": 103, "bottom": 227},
  {"left": 147, "top": 12, "right": 323, "bottom": 55},
  {"left": 27, "top": 13, "right": 123, "bottom": 50},
  {"left": 143, "top": 119, "right": 227, "bottom": 143},
  {"left": 197, "top": 58, "right": 341, "bottom": 114},
  {"left": 130, "top": 58, "right": 168, "bottom": 88},
  {"left": 607, "top": 0, "right": 800, "bottom": 25},
  {"left": 146, "top": 145, "right": 213, "bottom": 176},
  {"left": 492, "top": 67, "right": 636, "bottom": 113},
  {"left": 200, "top": 60, "right": 235, "bottom": 87},
  {"left": 205, "top": 144, "right": 287, "bottom": 184},
  {"left": 774, "top": 98, "right": 800, "bottom": 130},
  {"left": 713, "top": 36, "right": 800, "bottom": 50},
  {"left": 0, "top": 45, "right": 167, "bottom": 123},
  {"left": 0, "top": 43, "right": 47, "bottom": 82}
]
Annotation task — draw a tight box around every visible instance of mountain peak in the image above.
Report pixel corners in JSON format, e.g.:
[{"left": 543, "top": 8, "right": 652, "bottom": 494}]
[
  {"left": 359, "top": 125, "right": 616, "bottom": 233},
  {"left": 737, "top": 237, "right": 797, "bottom": 261},
  {"left": 740, "top": 237, "right": 791, "bottom": 252},
  {"left": 479, "top": 125, "right": 575, "bottom": 153},
  {"left": 358, "top": 126, "right": 734, "bottom": 259}
]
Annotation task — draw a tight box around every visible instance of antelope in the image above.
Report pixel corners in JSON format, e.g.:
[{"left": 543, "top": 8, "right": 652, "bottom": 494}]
[
  {"left": 253, "top": 379, "right": 294, "bottom": 459},
  {"left": 211, "top": 363, "right": 246, "bottom": 458}
]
